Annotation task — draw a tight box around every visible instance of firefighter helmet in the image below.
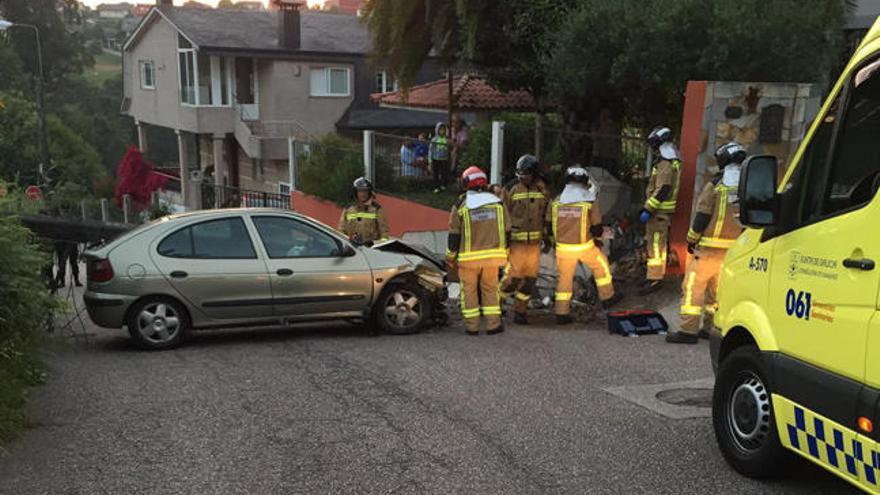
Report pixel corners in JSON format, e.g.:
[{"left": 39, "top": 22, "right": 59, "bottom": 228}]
[
  {"left": 565, "top": 165, "right": 590, "bottom": 185},
  {"left": 515, "top": 154, "right": 540, "bottom": 178},
  {"left": 352, "top": 177, "right": 374, "bottom": 197},
  {"left": 714, "top": 142, "right": 747, "bottom": 168},
  {"left": 461, "top": 166, "right": 489, "bottom": 191},
  {"left": 646, "top": 126, "right": 673, "bottom": 149}
]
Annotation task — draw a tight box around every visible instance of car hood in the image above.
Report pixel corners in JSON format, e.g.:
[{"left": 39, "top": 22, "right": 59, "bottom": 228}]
[{"left": 370, "top": 239, "right": 446, "bottom": 272}]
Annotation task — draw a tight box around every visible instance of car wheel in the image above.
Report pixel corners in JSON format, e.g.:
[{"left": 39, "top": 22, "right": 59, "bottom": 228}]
[
  {"left": 374, "top": 281, "right": 432, "bottom": 335},
  {"left": 713, "top": 345, "right": 784, "bottom": 478},
  {"left": 126, "top": 297, "right": 190, "bottom": 350}
]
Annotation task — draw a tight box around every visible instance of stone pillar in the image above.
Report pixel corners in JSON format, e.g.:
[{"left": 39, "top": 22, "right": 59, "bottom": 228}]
[
  {"left": 176, "top": 130, "right": 190, "bottom": 208},
  {"left": 136, "top": 120, "right": 148, "bottom": 152},
  {"left": 213, "top": 134, "right": 226, "bottom": 187}
]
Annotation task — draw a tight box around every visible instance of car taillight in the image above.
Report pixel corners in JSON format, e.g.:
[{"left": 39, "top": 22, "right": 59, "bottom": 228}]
[{"left": 89, "top": 259, "right": 114, "bottom": 283}]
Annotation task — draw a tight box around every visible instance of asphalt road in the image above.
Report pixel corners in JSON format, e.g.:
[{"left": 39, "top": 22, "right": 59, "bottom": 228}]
[{"left": 0, "top": 288, "right": 859, "bottom": 494}]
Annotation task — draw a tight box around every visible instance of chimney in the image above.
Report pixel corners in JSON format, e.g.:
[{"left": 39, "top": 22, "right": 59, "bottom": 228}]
[
  {"left": 275, "top": 0, "right": 304, "bottom": 50},
  {"left": 156, "top": 0, "right": 173, "bottom": 5}
]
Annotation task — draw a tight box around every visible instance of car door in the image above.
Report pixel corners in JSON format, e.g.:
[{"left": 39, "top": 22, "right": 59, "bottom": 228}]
[
  {"left": 150, "top": 216, "right": 273, "bottom": 320},
  {"left": 767, "top": 56, "right": 880, "bottom": 406},
  {"left": 249, "top": 214, "right": 373, "bottom": 318}
]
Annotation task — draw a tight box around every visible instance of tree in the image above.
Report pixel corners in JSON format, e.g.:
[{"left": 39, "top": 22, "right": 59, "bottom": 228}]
[
  {"left": 0, "top": 0, "right": 92, "bottom": 90},
  {"left": 0, "top": 91, "right": 107, "bottom": 189},
  {"left": 217, "top": 0, "right": 235, "bottom": 8}
]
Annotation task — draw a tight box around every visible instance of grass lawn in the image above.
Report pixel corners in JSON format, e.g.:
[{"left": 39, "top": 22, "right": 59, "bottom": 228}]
[{"left": 82, "top": 51, "right": 122, "bottom": 85}]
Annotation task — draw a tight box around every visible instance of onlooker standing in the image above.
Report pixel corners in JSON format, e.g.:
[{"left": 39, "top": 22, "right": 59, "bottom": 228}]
[
  {"left": 400, "top": 138, "right": 421, "bottom": 177},
  {"left": 429, "top": 123, "right": 451, "bottom": 193},
  {"left": 54, "top": 240, "right": 81, "bottom": 288},
  {"left": 413, "top": 133, "right": 430, "bottom": 176},
  {"left": 451, "top": 115, "right": 470, "bottom": 175}
]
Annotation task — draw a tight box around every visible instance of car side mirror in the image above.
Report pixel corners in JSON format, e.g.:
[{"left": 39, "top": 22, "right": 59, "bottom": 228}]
[
  {"left": 340, "top": 244, "right": 357, "bottom": 257},
  {"left": 739, "top": 155, "right": 779, "bottom": 228}
]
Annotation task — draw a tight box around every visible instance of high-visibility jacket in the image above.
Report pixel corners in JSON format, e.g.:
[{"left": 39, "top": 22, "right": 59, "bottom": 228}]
[
  {"left": 447, "top": 198, "right": 510, "bottom": 263},
  {"left": 503, "top": 179, "right": 549, "bottom": 243},
  {"left": 546, "top": 197, "right": 603, "bottom": 253},
  {"left": 687, "top": 179, "right": 742, "bottom": 250},
  {"left": 644, "top": 158, "right": 681, "bottom": 214},
  {"left": 338, "top": 201, "right": 389, "bottom": 243}
]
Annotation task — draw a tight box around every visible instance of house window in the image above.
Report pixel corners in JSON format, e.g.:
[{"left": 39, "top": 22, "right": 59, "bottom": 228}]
[
  {"left": 278, "top": 182, "right": 291, "bottom": 195},
  {"left": 375, "top": 71, "right": 397, "bottom": 93},
  {"left": 178, "top": 35, "right": 232, "bottom": 106},
  {"left": 140, "top": 60, "right": 156, "bottom": 89},
  {"left": 310, "top": 67, "right": 350, "bottom": 97}
]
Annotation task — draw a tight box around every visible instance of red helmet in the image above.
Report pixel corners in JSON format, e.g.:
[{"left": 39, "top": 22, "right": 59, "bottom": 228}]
[{"left": 461, "top": 166, "right": 488, "bottom": 191}]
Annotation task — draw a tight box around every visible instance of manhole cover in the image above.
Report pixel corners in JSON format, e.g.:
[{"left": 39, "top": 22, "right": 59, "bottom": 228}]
[{"left": 655, "top": 388, "right": 713, "bottom": 408}]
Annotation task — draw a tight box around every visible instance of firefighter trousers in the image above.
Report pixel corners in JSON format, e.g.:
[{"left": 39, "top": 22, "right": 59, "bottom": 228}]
[
  {"left": 646, "top": 214, "right": 671, "bottom": 281},
  {"left": 680, "top": 248, "right": 725, "bottom": 334},
  {"left": 500, "top": 242, "right": 542, "bottom": 315},
  {"left": 459, "top": 258, "right": 506, "bottom": 332},
  {"left": 555, "top": 246, "right": 614, "bottom": 316}
]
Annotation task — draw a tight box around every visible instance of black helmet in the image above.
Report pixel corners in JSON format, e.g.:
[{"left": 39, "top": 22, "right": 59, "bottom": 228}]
[
  {"left": 516, "top": 154, "right": 540, "bottom": 178},
  {"left": 714, "top": 142, "right": 747, "bottom": 168},
  {"left": 352, "top": 177, "right": 373, "bottom": 197},
  {"left": 565, "top": 165, "right": 590, "bottom": 185},
  {"left": 646, "top": 126, "right": 673, "bottom": 149}
]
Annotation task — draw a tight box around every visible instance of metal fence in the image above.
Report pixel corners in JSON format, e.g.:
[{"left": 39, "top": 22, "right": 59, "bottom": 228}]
[{"left": 200, "top": 183, "right": 291, "bottom": 209}]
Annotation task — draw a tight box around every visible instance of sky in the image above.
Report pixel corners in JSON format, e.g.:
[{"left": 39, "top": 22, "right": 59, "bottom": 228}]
[{"left": 80, "top": 0, "right": 325, "bottom": 7}]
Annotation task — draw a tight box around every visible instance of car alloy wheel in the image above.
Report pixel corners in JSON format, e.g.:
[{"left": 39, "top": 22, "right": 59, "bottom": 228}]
[
  {"left": 137, "top": 302, "right": 181, "bottom": 345},
  {"left": 384, "top": 288, "right": 422, "bottom": 329}
]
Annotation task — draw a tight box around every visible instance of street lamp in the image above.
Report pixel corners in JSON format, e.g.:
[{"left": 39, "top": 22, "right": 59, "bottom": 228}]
[{"left": 0, "top": 18, "right": 48, "bottom": 182}]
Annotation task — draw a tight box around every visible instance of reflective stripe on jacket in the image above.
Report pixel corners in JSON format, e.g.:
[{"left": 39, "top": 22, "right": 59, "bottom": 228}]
[
  {"left": 338, "top": 202, "right": 389, "bottom": 243},
  {"left": 447, "top": 201, "right": 510, "bottom": 262},
  {"left": 687, "top": 181, "right": 742, "bottom": 250},
  {"left": 644, "top": 159, "right": 681, "bottom": 214},
  {"left": 546, "top": 197, "right": 602, "bottom": 253},
  {"left": 504, "top": 180, "right": 549, "bottom": 243}
]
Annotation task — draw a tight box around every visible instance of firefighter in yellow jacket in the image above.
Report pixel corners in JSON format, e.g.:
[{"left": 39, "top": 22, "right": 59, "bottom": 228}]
[
  {"left": 547, "top": 166, "right": 623, "bottom": 325},
  {"left": 499, "top": 154, "right": 549, "bottom": 325},
  {"left": 639, "top": 126, "right": 682, "bottom": 295},
  {"left": 338, "top": 177, "right": 389, "bottom": 247},
  {"left": 667, "top": 142, "right": 746, "bottom": 344},
  {"left": 447, "top": 166, "right": 510, "bottom": 335}
]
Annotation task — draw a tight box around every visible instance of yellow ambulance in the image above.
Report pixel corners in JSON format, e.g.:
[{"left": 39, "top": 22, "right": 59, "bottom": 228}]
[{"left": 711, "top": 16, "right": 880, "bottom": 493}]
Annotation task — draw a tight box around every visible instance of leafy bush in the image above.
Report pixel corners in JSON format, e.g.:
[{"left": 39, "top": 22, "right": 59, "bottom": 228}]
[
  {"left": 298, "top": 134, "right": 365, "bottom": 206},
  {"left": 0, "top": 186, "right": 60, "bottom": 445}
]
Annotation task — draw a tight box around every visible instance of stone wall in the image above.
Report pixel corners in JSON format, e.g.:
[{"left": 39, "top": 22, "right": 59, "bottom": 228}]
[{"left": 696, "top": 81, "right": 822, "bottom": 191}]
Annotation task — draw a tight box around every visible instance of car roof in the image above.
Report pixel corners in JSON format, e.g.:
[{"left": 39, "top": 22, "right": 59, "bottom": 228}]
[{"left": 164, "top": 208, "right": 304, "bottom": 221}]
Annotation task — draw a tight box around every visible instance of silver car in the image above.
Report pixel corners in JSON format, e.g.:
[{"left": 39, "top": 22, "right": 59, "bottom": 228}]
[{"left": 83, "top": 209, "right": 446, "bottom": 350}]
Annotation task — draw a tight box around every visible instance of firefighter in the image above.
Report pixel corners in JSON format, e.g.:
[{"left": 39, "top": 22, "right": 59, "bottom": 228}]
[
  {"left": 667, "top": 142, "right": 746, "bottom": 344},
  {"left": 338, "top": 177, "right": 389, "bottom": 247},
  {"left": 639, "top": 126, "right": 682, "bottom": 295},
  {"left": 499, "top": 154, "right": 550, "bottom": 325},
  {"left": 447, "top": 166, "right": 510, "bottom": 335},
  {"left": 546, "top": 166, "right": 622, "bottom": 325}
]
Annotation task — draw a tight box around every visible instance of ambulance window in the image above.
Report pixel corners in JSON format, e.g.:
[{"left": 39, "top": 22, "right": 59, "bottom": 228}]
[
  {"left": 792, "top": 90, "right": 840, "bottom": 224},
  {"left": 822, "top": 57, "right": 880, "bottom": 216}
]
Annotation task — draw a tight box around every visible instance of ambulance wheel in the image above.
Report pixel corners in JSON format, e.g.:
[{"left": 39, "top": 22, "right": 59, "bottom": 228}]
[
  {"left": 374, "top": 280, "right": 432, "bottom": 335},
  {"left": 713, "top": 345, "right": 784, "bottom": 478}
]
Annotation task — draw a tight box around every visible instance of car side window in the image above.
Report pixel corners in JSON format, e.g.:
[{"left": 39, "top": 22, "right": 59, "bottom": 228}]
[
  {"left": 158, "top": 218, "right": 256, "bottom": 259},
  {"left": 252, "top": 216, "right": 341, "bottom": 258}
]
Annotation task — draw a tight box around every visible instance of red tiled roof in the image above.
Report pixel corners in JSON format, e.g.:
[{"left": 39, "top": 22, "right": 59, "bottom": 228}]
[{"left": 371, "top": 74, "right": 535, "bottom": 112}]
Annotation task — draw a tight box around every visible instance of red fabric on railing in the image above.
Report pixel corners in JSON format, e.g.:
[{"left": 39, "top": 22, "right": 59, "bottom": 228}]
[{"left": 115, "top": 146, "right": 168, "bottom": 211}]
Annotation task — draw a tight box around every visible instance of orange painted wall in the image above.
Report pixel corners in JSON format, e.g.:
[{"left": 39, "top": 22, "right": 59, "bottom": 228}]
[
  {"left": 671, "top": 80, "right": 709, "bottom": 275},
  {"left": 291, "top": 191, "right": 450, "bottom": 237}
]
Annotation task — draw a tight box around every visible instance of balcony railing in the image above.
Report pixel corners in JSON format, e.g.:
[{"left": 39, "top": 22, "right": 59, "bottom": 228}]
[{"left": 201, "top": 183, "right": 291, "bottom": 210}]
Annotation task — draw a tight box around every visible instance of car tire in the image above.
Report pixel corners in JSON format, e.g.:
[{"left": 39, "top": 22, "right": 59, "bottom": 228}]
[
  {"left": 374, "top": 280, "right": 432, "bottom": 335},
  {"left": 126, "top": 296, "right": 190, "bottom": 350},
  {"left": 713, "top": 344, "right": 785, "bottom": 478}
]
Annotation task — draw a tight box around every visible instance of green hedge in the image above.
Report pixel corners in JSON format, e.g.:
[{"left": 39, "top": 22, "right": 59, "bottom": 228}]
[{"left": 0, "top": 185, "right": 60, "bottom": 445}]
